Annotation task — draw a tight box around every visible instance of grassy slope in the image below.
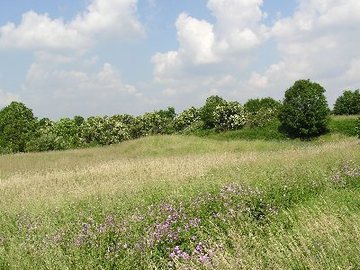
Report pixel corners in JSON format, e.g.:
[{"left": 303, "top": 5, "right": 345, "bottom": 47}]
[{"left": 0, "top": 130, "right": 359, "bottom": 268}]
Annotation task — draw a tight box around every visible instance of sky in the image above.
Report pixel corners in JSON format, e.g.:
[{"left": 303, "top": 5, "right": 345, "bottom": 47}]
[{"left": 0, "top": 0, "right": 359, "bottom": 119}]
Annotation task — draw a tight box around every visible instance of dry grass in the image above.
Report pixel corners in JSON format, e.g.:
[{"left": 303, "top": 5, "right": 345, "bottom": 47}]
[{"left": 0, "top": 134, "right": 359, "bottom": 269}]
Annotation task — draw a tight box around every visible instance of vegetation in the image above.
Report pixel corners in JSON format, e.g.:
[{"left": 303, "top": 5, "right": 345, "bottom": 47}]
[
  {"left": 0, "top": 79, "right": 359, "bottom": 269},
  {"left": 200, "top": 95, "right": 227, "bottom": 129},
  {"left": 0, "top": 80, "right": 359, "bottom": 155},
  {"left": 244, "top": 97, "right": 281, "bottom": 116},
  {"left": 0, "top": 102, "right": 37, "bottom": 153},
  {"left": 356, "top": 117, "right": 360, "bottom": 138},
  {"left": 333, "top": 90, "right": 360, "bottom": 115},
  {"left": 213, "top": 101, "right": 247, "bottom": 131},
  {"left": 279, "top": 79, "right": 330, "bottom": 139},
  {"left": 329, "top": 115, "right": 360, "bottom": 137},
  {"left": 0, "top": 134, "right": 359, "bottom": 269}
]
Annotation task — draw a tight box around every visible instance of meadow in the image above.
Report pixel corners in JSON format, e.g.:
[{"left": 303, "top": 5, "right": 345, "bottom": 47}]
[{"left": 0, "top": 128, "right": 359, "bottom": 269}]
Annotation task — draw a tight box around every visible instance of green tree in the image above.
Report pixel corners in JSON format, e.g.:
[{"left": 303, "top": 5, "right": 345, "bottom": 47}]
[
  {"left": 279, "top": 79, "right": 330, "bottom": 139},
  {"left": 0, "top": 102, "right": 37, "bottom": 152},
  {"left": 200, "top": 95, "right": 227, "bottom": 129},
  {"left": 213, "top": 101, "right": 247, "bottom": 131},
  {"left": 244, "top": 97, "right": 281, "bottom": 116},
  {"left": 333, "top": 90, "right": 360, "bottom": 115}
]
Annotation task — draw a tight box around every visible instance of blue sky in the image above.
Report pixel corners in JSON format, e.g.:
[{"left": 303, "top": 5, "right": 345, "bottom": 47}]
[{"left": 0, "top": 0, "right": 359, "bottom": 119}]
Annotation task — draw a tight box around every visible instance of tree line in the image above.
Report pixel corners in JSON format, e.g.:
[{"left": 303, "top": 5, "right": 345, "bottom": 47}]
[{"left": 0, "top": 79, "right": 359, "bottom": 154}]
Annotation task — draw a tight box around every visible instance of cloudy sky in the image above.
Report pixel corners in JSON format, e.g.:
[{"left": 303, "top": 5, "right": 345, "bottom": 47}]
[{"left": 0, "top": 0, "right": 359, "bottom": 119}]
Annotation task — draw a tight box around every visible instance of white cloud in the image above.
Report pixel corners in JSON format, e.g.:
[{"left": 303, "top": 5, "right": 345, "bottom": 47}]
[
  {"left": 0, "top": 0, "right": 144, "bottom": 51},
  {"left": 152, "top": 0, "right": 267, "bottom": 88},
  {"left": 152, "top": 0, "right": 360, "bottom": 109},
  {"left": 176, "top": 13, "right": 218, "bottom": 65},
  {"left": 71, "top": 0, "right": 143, "bottom": 38},
  {"left": 21, "top": 52, "right": 145, "bottom": 118},
  {"left": 254, "top": 0, "right": 360, "bottom": 104},
  {"left": 0, "top": 89, "right": 19, "bottom": 108}
]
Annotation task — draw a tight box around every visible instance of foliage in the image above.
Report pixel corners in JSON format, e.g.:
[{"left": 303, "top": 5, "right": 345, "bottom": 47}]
[
  {"left": 200, "top": 96, "right": 227, "bottom": 129},
  {"left": 213, "top": 101, "right": 247, "bottom": 131},
  {"left": 0, "top": 135, "right": 359, "bottom": 269},
  {"left": 26, "top": 117, "right": 83, "bottom": 151},
  {"left": 328, "top": 115, "right": 359, "bottom": 137},
  {"left": 132, "top": 107, "right": 176, "bottom": 138},
  {"left": 26, "top": 118, "right": 56, "bottom": 152},
  {"left": 247, "top": 107, "right": 278, "bottom": 128},
  {"left": 333, "top": 90, "right": 360, "bottom": 115},
  {"left": 244, "top": 97, "right": 281, "bottom": 116},
  {"left": 279, "top": 79, "right": 330, "bottom": 139},
  {"left": 174, "top": 107, "right": 201, "bottom": 132},
  {"left": 80, "top": 115, "right": 131, "bottom": 146},
  {"left": 355, "top": 117, "right": 360, "bottom": 138},
  {"left": 0, "top": 102, "right": 37, "bottom": 152}
]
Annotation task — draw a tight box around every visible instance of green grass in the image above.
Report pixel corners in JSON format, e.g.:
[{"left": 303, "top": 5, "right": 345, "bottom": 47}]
[
  {"left": 0, "top": 126, "right": 359, "bottom": 269},
  {"left": 329, "top": 115, "right": 359, "bottom": 137}
]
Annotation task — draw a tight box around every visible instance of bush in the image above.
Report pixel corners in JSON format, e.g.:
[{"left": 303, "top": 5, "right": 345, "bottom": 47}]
[
  {"left": 0, "top": 102, "right": 37, "bottom": 153},
  {"left": 26, "top": 118, "right": 56, "bottom": 152},
  {"left": 132, "top": 107, "right": 176, "bottom": 138},
  {"left": 26, "top": 117, "right": 83, "bottom": 151},
  {"left": 213, "top": 101, "right": 247, "bottom": 131},
  {"left": 80, "top": 116, "right": 131, "bottom": 146},
  {"left": 279, "top": 79, "right": 330, "bottom": 139},
  {"left": 333, "top": 90, "right": 360, "bottom": 115},
  {"left": 200, "top": 96, "right": 227, "bottom": 129},
  {"left": 173, "top": 107, "right": 201, "bottom": 132},
  {"left": 248, "top": 107, "right": 278, "bottom": 128},
  {"left": 355, "top": 117, "right": 360, "bottom": 138},
  {"left": 244, "top": 97, "right": 281, "bottom": 116},
  {"left": 328, "top": 116, "right": 359, "bottom": 137}
]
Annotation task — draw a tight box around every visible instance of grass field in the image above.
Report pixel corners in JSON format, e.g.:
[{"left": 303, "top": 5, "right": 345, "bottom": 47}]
[{"left": 0, "top": 131, "right": 359, "bottom": 269}]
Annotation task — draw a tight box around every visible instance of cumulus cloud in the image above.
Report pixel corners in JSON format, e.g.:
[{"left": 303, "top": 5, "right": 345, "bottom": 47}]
[
  {"left": 152, "top": 0, "right": 267, "bottom": 83},
  {"left": 253, "top": 0, "right": 360, "bottom": 103},
  {"left": 21, "top": 52, "right": 144, "bottom": 118},
  {"left": 152, "top": 0, "right": 360, "bottom": 107},
  {"left": 0, "top": 89, "right": 19, "bottom": 108},
  {"left": 0, "top": 0, "right": 144, "bottom": 50}
]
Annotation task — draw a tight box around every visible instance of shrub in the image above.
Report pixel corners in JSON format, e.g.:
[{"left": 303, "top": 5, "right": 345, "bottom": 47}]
[
  {"left": 173, "top": 107, "right": 201, "bottom": 132},
  {"left": 0, "top": 102, "right": 37, "bottom": 153},
  {"left": 200, "top": 96, "right": 227, "bottom": 129},
  {"left": 248, "top": 107, "right": 278, "bottom": 128},
  {"left": 51, "top": 118, "right": 82, "bottom": 150},
  {"left": 355, "top": 117, "right": 360, "bottom": 138},
  {"left": 132, "top": 107, "right": 176, "bottom": 138},
  {"left": 244, "top": 97, "right": 281, "bottom": 116},
  {"left": 213, "top": 101, "right": 247, "bottom": 131},
  {"left": 279, "top": 79, "right": 330, "bottom": 139},
  {"left": 26, "top": 118, "right": 56, "bottom": 152},
  {"left": 80, "top": 116, "right": 131, "bottom": 146},
  {"left": 333, "top": 90, "right": 360, "bottom": 115}
]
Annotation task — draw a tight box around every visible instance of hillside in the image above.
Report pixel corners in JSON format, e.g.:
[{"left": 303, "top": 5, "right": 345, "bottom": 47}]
[{"left": 0, "top": 134, "right": 359, "bottom": 269}]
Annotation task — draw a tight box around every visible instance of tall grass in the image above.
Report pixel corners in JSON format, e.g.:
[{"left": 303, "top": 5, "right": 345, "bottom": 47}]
[{"left": 0, "top": 134, "right": 359, "bottom": 269}]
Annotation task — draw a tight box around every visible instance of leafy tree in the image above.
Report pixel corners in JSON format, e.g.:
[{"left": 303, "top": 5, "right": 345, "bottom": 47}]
[
  {"left": 132, "top": 107, "right": 176, "bottom": 138},
  {"left": 174, "top": 107, "right": 201, "bottom": 132},
  {"left": 213, "top": 101, "right": 247, "bottom": 131},
  {"left": 26, "top": 118, "right": 55, "bottom": 152},
  {"left": 0, "top": 102, "right": 37, "bottom": 152},
  {"left": 80, "top": 116, "right": 131, "bottom": 146},
  {"left": 248, "top": 107, "right": 278, "bottom": 128},
  {"left": 51, "top": 118, "right": 82, "bottom": 150},
  {"left": 333, "top": 90, "right": 360, "bottom": 115},
  {"left": 244, "top": 97, "right": 281, "bottom": 115},
  {"left": 74, "top": 115, "right": 85, "bottom": 126},
  {"left": 200, "top": 95, "right": 227, "bottom": 129},
  {"left": 279, "top": 79, "right": 330, "bottom": 138}
]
